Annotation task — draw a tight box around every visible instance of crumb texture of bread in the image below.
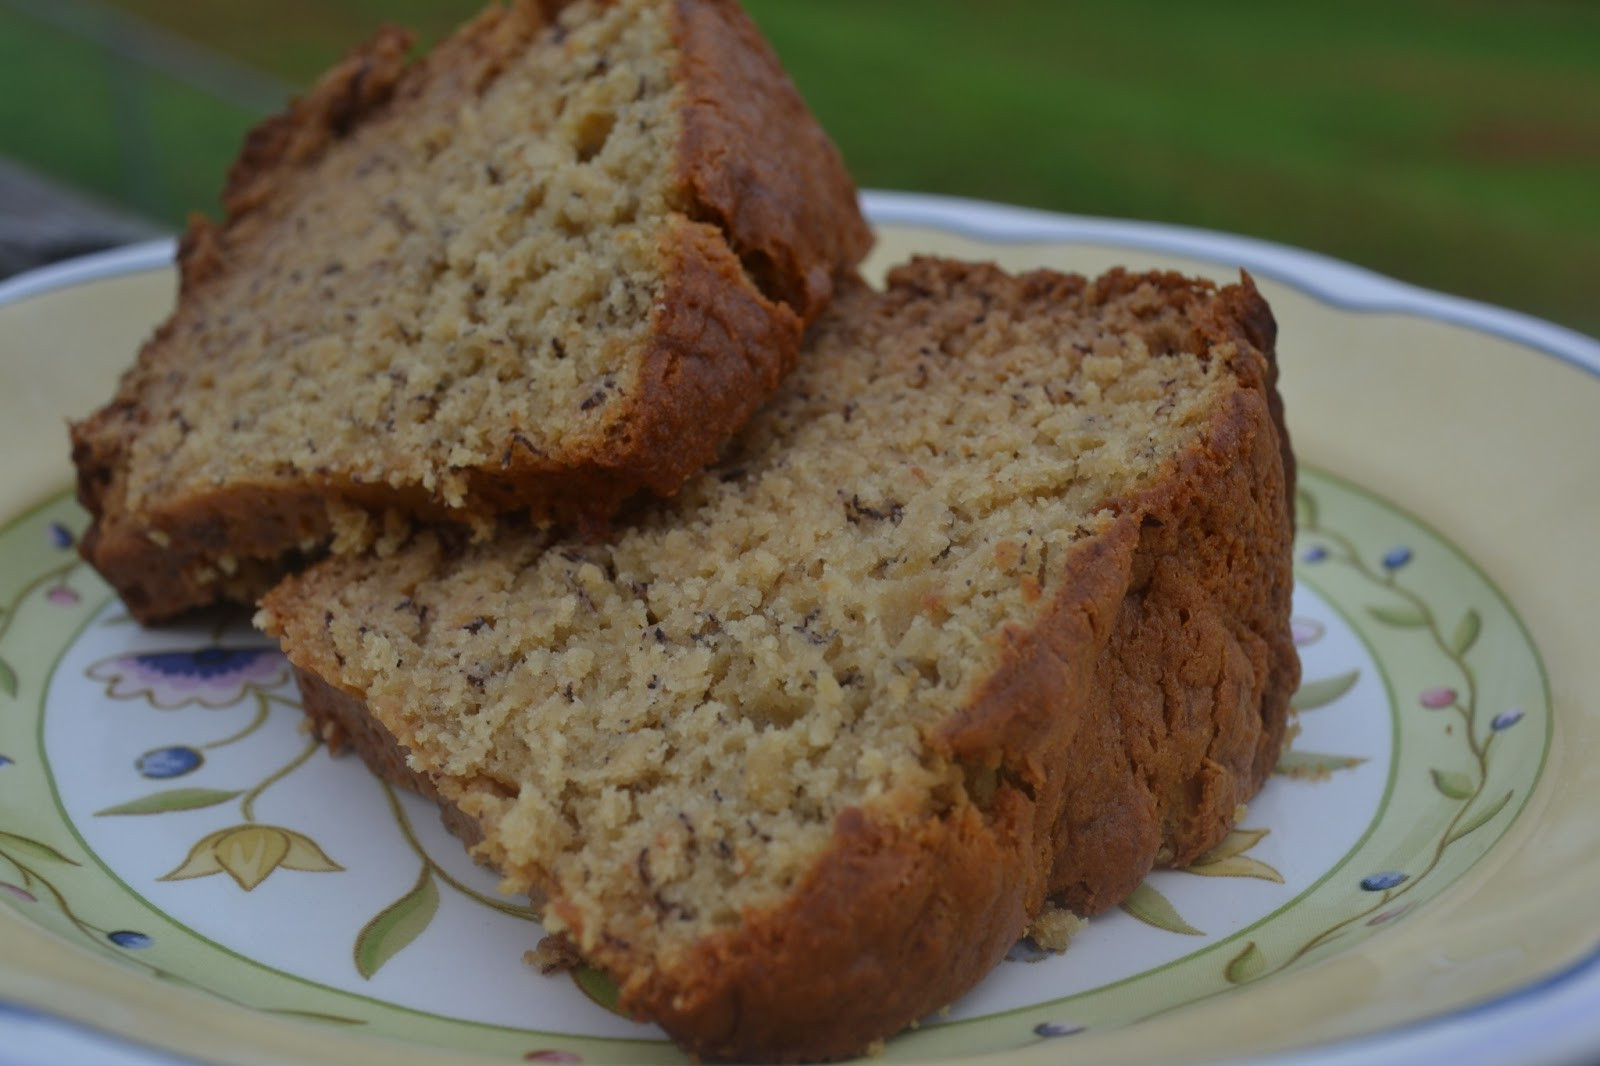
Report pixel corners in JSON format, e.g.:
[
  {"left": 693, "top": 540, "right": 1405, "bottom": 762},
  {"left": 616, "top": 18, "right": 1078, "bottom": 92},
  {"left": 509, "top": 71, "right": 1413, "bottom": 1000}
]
[
  {"left": 1025, "top": 903, "right": 1088, "bottom": 952},
  {"left": 261, "top": 259, "right": 1298, "bottom": 1062},
  {"left": 71, "top": 0, "right": 870, "bottom": 622}
]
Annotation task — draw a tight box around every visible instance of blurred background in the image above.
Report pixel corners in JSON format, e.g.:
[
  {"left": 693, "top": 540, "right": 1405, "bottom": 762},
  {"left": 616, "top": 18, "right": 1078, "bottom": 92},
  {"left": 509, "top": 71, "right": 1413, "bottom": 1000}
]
[{"left": 1, "top": 0, "right": 1596, "bottom": 337}]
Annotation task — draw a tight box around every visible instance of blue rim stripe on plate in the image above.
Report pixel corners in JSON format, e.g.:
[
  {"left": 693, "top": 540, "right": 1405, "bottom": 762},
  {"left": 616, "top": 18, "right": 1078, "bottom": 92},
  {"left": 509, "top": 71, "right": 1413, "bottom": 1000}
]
[
  {"left": 0, "top": 994, "right": 209, "bottom": 1066},
  {"left": 1262, "top": 936, "right": 1600, "bottom": 1066},
  {"left": 0, "top": 239, "right": 176, "bottom": 309}
]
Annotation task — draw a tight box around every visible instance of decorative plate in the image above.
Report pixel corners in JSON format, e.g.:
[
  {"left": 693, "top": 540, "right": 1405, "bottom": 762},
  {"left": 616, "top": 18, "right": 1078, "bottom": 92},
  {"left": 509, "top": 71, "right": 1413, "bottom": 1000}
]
[{"left": 1, "top": 192, "right": 1597, "bottom": 1066}]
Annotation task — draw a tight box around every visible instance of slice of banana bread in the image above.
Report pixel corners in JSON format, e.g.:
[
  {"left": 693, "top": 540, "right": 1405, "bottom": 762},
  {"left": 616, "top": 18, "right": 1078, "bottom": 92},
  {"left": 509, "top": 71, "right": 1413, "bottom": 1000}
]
[
  {"left": 71, "top": 0, "right": 871, "bottom": 622},
  {"left": 260, "top": 259, "right": 1298, "bottom": 1062}
]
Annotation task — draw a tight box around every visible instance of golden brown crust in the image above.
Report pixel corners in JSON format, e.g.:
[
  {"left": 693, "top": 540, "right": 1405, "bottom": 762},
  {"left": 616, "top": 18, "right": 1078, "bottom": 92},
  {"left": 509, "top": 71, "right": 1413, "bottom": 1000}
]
[
  {"left": 221, "top": 26, "right": 418, "bottom": 222},
  {"left": 624, "top": 800, "right": 1037, "bottom": 1063},
  {"left": 68, "top": 481, "right": 332, "bottom": 622},
  {"left": 669, "top": 0, "right": 873, "bottom": 320},
  {"left": 70, "top": 0, "right": 869, "bottom": 623}
]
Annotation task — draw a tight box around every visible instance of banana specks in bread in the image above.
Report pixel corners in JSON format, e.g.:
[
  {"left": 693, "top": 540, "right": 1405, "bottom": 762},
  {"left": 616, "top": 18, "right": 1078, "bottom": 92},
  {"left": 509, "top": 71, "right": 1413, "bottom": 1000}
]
[
  {"left": 262, "top": 260, "right": 1298, "bottom": 1062},
  {"left": 71, "top": 0, "right": 869, "bottom": 622}
]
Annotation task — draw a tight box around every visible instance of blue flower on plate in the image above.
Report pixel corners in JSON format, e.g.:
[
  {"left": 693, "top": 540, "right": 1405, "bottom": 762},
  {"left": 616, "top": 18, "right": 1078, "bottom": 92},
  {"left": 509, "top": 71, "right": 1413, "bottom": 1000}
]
[
  {"left": 47, "top": 522, "right": 74, "bottom": 550},
  {"left": 1360, "top": 871, "right": 1408, "bottom": 892},
  {"left": 0, "top": 754, "right": 13, "bottom": 769},
  {"left": 1300, "top": 545, "right": 1328, "bottom": 564},
  {"left": 1492, "top": 708, "right": 1525, "bottom": 731},
  {"left": 1034, "top": 1022, "right": 1085, "bottom": 1038},
  {"left": 107, "top": 930, "right": 152, "bottom": 949},
  {"left": 1382, "top": 546, "right": 1413, "bottom": 570},
  {"left": 87, "top": 646, "right": 289, "bottom": 709},
  {"left": 136, "top": 746, "right": 203, "bottom": 779}
]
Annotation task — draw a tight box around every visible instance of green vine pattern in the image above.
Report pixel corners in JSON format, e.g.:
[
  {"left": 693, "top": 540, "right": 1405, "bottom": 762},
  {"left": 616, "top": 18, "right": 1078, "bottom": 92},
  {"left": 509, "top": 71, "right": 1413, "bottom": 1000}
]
[
  {"left": 0, "top": 527, "right": 81, "bottom": 700},
  {"left": 354, "top": 781, "right": 542, "bottom": 979},
  {"left": 0, "top": 522, "right": 108, "bottom": 952},
  {"left": 0, "top": 519, "right": 362, "bottom": 1023},
  {"left": 1215, "top": 485, "right": 1526, "bottom": 987}
]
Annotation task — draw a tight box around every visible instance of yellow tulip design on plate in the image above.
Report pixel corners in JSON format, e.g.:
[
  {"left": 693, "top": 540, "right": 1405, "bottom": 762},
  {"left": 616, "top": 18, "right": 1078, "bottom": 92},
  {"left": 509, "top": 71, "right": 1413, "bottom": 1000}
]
[{"left": 160, "top": 825, "right": 343, "bottom": 891}]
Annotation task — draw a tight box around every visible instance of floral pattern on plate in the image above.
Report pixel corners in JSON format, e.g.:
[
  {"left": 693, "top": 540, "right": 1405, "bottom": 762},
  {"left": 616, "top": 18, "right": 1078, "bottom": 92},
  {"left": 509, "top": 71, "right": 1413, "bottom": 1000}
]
[{"left": 0, "top": 464, "right": 1550, "bottom": 1062}]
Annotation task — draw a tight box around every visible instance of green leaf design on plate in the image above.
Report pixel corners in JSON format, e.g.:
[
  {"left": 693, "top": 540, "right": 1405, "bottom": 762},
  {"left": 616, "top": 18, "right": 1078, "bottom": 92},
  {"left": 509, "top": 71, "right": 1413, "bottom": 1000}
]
[
  {"left": 1119, "top": 882, "right": 1203, "bottom": 936},
  {"left": 1198, "top": 827, "right": 1268, "bottom": 862},
  {"left": 1187, "top": 855, "right": 1285, "bottom": 883},
  {"left": 573, "top": 966, "right": 627, "bottom": 1016},
  {"left": 1368, "top": 603, "right": 1430, "bottom": 628},
  {"left": 1225, "top": 941, "right": 1267, "bottom": 984},
  {"left": 1294, "top": 670, "right": 1359, "bottom": 710},
  {"left": 1275, "top": 750, "right": 1367, "bottom": 777},
  {"left": 95, "top": 788, "right": 243, "bottom": 816},
  {"left": 0, "top": 829, "right": 79, "bottom": 866},
  {"left": 1446, "top": 790, "right": 1515, "bottom": 846},
  {"left": 0, "top": 657, "right": 16, "bottom": 698},
  {"left": 354, "top": 867, "right": 439, "bottom": 979},
  {"left": 1187, "top": 828, "right": 1284, "bottom": 881},
  {"left": 1449, "top": 609, "right": 1482, "bottom": 656},
  {"left": 1430, "top": 768, "right": 1476, "bottom": 800}
]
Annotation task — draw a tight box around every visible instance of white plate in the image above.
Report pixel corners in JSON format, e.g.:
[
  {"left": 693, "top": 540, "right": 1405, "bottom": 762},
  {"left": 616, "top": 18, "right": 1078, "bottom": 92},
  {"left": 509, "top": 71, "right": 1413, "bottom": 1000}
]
[{"left": 1, "top": 191, "right": 1597, "bottom": 1066}]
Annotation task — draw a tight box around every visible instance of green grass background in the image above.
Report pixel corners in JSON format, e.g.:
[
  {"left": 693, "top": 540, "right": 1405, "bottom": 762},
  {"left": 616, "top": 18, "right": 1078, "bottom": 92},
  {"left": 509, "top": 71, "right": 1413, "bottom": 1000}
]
[{"left": 3, "top": 0, "right": 1597, "bottom": 337}]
